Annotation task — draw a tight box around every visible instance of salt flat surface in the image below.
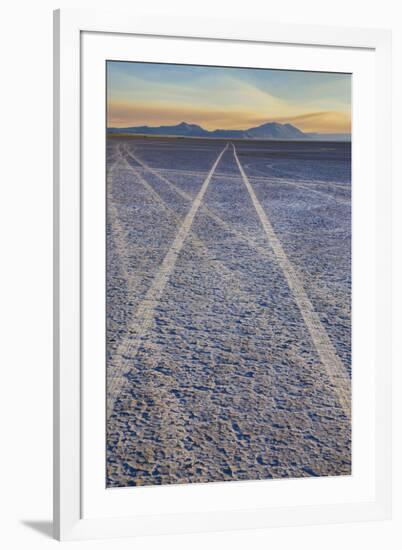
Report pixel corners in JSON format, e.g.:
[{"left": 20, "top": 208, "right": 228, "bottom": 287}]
[{"left": 106, "top": 137, "right": 351, "bottom": 487}]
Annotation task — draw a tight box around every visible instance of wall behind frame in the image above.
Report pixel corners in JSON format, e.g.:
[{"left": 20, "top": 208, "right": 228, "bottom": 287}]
[{"left": 0, "top": 1, "right": 400, "bottom": 549}]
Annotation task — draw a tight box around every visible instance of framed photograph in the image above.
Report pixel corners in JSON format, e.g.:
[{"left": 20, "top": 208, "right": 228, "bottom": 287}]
[{"left": 53, "top": 8, "right": 392, "bottom": 541}]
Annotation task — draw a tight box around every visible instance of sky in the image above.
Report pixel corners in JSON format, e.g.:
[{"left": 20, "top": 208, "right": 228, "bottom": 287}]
[{"left": 107, "top": 61, "right": 351, "bottom": 134}]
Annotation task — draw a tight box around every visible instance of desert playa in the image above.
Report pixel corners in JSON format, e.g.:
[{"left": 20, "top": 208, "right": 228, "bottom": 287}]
[{"left": 105, "top": 134, "right": 351, "bottom": 487}]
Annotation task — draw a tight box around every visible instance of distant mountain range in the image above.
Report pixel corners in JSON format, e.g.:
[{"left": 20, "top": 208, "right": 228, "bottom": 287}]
[{"left": 108, "top": 121, "right": 351, "bottom": 141}]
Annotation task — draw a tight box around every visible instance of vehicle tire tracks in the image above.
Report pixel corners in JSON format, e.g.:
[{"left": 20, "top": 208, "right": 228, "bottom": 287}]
[
  {"left": 123, "top": 145, "right": 274, "bottom": 263},
  {"left": 233, "top": 143, "right": 351, "bottom": 420},
  {"left": 107, "top": 144, "right": 228, "bottom": 420}
]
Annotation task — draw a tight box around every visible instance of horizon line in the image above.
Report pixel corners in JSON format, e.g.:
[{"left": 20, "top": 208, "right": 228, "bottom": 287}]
[
  {"left": 106, "top": 120, "right": 351, "bottom": 135},
  {"left": 106, "top": 133, "right": 351, "bottom": 143}
]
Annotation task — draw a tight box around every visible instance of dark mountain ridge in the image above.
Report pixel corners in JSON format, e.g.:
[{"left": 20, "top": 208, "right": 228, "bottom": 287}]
[{"left": 108, "top": 121, "right": 351, "bottom": 141}]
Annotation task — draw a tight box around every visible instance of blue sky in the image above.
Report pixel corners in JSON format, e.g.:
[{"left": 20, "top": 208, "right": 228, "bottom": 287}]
[{"left": 107, "top": 61, "right": 351, "bottom": 133}]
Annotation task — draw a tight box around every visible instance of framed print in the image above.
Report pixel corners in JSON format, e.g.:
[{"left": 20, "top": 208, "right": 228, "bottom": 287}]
[{"left": 53, "top": 8, "right": 392, "bottom": 541}]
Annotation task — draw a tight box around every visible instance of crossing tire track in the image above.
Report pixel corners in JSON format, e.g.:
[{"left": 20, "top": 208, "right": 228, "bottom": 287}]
[
  {"left": 123, "top": 145, "right": 274, "bottom": 262},
  {"left": 107, "top": 144, "right": 228, "bottom": 420}
]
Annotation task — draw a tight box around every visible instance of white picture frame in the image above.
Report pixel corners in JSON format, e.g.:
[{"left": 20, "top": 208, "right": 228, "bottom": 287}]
[{"left": 53, "top": 8, "right": 392, "bottom": 541}]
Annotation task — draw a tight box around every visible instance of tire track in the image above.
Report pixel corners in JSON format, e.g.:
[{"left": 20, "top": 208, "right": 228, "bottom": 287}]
[
  {"left": 129, "top": 166, "right": 350, "bottom": 190},
  {"left": 107, "top": 145, "right": 179, "bottom": 351},
  {"left": 119, "top": 147, "right": 261, "bottom": 281},
  {"left": 242, "top": 162, "right": 351, "bottom": 204},
  {"left": 118, "top": 144, "right": 350, "bottom": 407},
  {"left": 108, "top": 148, "right": 204, "bottom": 472},
  {"left": 118, "top": 147, "right": 263, "bottom": 279},
  {"left": 106, "top": 153, "right": 144, "bottom": 349},
  {"left": 107, "top": 154, "right": 141, "bottom": 295},
  {"left": 232, "top": 143, "right": 351, "bottom": 419},
  {"left": 107, "top": 143, "right": 228, "bottom": 420},
  {"left": 123, "top": 145, "right": 274, "bottom": 263},
  {"left": 248, "top": 174, "right": 350, "bottom": 206},
  {"left": 282, "top": 180, "right": 350, "bottom": 206},
  {"left": 108, "top": 149, "right": 262, "bottom": 476}
]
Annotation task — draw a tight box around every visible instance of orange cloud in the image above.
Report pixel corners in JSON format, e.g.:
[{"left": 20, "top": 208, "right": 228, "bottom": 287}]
[
  {"left": 108, "top": 101, "right": 260, "bottom": 130},
  {"left": 264, "top": 111, "right": 351, "bottom": 133},
  {"left": 108, "top": 100, "right": 350, "bottom": 134}
]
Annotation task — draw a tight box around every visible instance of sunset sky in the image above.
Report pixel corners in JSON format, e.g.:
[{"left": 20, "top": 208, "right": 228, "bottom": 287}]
[{"left": 107, "top": 61, "right": 351, "bottom": 134}]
